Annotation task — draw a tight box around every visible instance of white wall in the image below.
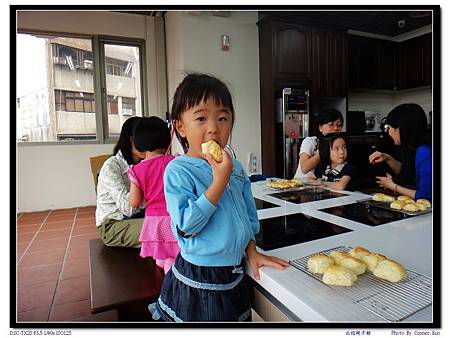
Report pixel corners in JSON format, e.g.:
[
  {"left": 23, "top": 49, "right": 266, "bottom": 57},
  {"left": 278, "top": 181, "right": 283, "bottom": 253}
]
[
  {"left": 348, "top": 87, "right": 432, "bottom": 123},
  {"left": 165, "top": 11, "right": 262, "bottom": 171},
  {"left": 17, "top": 11, "right": 166, "bottom": 212}
]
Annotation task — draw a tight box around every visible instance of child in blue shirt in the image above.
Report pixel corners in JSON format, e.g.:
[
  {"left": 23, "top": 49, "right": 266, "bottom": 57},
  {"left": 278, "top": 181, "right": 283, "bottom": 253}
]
[{"left": 150, "top": 74, "right": 288, "bottom": 322}]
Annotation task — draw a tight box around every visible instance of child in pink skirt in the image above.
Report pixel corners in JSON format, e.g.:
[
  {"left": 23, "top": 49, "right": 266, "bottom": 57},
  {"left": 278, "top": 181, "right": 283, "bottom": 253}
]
[{"left": 128, "top": 117, "right": 179, "bottom": 273}]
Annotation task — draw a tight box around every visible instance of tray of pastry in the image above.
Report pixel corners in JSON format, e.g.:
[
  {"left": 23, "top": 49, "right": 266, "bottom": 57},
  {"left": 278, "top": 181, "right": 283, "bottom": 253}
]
[
  {"left": 357, "top": 195, "right": 432, "bottom": 217},
  {"left": 289, "top": 246, "right": 432, "bottom": 322},
  {"left": 265, "top": 178, "right": 304, "bottom": 190}
]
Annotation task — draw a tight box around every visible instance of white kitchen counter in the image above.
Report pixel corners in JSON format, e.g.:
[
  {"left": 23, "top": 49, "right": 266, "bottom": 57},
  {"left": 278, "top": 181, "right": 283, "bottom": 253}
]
[{"left": 248, "top": 181, "right": 433, "bottom": 322}]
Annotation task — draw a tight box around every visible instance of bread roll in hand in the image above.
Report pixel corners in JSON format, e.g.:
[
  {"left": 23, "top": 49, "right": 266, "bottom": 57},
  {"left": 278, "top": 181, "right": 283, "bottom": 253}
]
[{"left": 201, "top": 139, "right": 223, "bottom": 162}]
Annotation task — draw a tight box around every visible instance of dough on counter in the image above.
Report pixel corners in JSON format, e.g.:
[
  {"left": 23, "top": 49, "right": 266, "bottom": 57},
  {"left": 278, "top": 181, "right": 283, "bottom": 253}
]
[
  {"left": 329, "top": 251, "right": 350, "bottom": 265},
  {"left": 403, "top": 203, "right": 418, "bottom": 212},
  {"left": 416, "top": 199, "right": 431, "bottom": 208},
  {"left": 201, "top": 139, "right": 222, "bottom": 162},
  {"left": 362, "top": 253, "right": 387, "bottom": 272},
  {"left": 307, "top": 254, "right": 335, "bottom": 274},
  {"left": 340, "top": 257, "right": 367, "bottom": 275},
  {"left": 390, "top": 200, "right": 405, "bottom": 210},
  {"left": 372, "top": 193, "right": 385, "bottom": 202},
  {"left": 349, "top": 246, "right": 371, "bottom": 260},
  {"left": 323, "top": 265, "right": 357, "bottom": 287},
  {"left": 373, "top": 259, "right": 407, "bottom": 283}
]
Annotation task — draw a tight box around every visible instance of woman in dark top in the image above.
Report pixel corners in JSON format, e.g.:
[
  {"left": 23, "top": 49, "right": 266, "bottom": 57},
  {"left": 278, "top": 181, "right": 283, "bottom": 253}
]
[{"left": 368, "top": 104, "right": 432, "bottom": 201}]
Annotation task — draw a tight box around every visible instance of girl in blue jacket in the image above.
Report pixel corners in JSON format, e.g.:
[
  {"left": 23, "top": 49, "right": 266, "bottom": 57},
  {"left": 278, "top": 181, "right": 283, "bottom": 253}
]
[{"left": 150, "top": 74, "right": 289, "bottom": 322}]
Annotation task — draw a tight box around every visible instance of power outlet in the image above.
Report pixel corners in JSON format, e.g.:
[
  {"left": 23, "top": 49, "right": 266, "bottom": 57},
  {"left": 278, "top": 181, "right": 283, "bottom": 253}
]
[{"left": 248, "top": 152, "right": 258, "bottom": 173}]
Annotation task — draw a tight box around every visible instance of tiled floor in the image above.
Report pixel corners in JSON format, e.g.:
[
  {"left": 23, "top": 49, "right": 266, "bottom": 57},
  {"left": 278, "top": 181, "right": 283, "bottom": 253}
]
[{"left": 16, "top": 206, "right": 117, "bottom": 322}]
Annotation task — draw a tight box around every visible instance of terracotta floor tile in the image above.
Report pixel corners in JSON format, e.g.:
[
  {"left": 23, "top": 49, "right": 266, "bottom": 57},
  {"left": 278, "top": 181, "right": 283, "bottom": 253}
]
[
  {"left": 28, "top": 238, "right": 69, "bottom": 253},
  {"left": 60, "top": 259, "right": 89, "bottom": 280},
  {"left": 49, "top": 299, "right": 91, "bottom": 321},
  {"left": 34, "top": 228, "right": 71, "bottom": 241},
  {"left": 18, "top": 264, "right": 62, "bottom": 287},
  {"left": 17, "top": 307, "right": 50, "bottom": 322},
  {"left": 17, "top": 242, "right": 29, "bottom": 262},
  {"left": 74, "top": 218, "right": 96, "bottom": 227},
  {"left": 71, "top": 225, "right": 98, "bottom": 236},
  {"left": 53, "top": 275, "right": 90, "bottom": 305},
  {"left": 41, "top": 221, "right": 73, "bottom": 231},
  {"left": 18, "top": 249, "right": 66, "bottom": 269},
  {"left": 45, "top": 214, "right": 75, "bottom": 223},
  {"left": 77, "top": 206, "right": 96, "bottom": 212},
  {"left": 49, "top": 208, "right": 77, "bottom": 216},
  {"left": 17, "top": 280, "right": 57, "bottom": 312},
  {"left": 65, "top": 245, "right": 89, "bottom": 261},
  {"left": 20, "top": 211, "right": 50, "bottom": 220},
  {"left": 69, "top": 234, "right": 99, "bottom": 247},
  {"left": 17, "top": 232, "right": 36, "bottom": 243},
  {"left": 17, "top": 224, "right": 41, "bottom": 234},
  {"left": 73, "top": 309, "right": 118, "bottom": 322},
  {"left": 75, "top": 213, "right": 95, "bottom": 220}
]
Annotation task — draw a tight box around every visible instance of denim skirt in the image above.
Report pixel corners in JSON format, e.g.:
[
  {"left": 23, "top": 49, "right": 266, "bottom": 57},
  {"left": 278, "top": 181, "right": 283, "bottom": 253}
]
[{"left": 150, "top": 253, "right": 252, "bottom": 322}]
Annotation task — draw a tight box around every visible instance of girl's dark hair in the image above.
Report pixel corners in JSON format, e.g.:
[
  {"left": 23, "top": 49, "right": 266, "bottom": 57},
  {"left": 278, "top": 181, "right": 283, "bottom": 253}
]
[
  {"left": 170, "top": 73, "right": 235, "bottom": 153},
  {"left": 113, "top": 116, "right": 142, "bottom": 165},
  {"left": 386, "top": 103, "right": 431, "bottom": 186},
  {"left": 318, "top": 133, "right": 347, "bottom": 166},
  {"left": 132, "top": 116, "right": 171, "bottom": 152},
  {"left": 312, "top": 108, "right": 344, "bottom": 137}
]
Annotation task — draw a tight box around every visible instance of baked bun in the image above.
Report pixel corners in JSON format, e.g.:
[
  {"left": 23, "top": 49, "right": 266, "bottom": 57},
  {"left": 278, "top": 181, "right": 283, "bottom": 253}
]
[
  {"left": 372, "top": 193, "right": 385, "bottom": 202},
  {"left": 416, "top": 203, "right": 428, "bottom": 211},
  {"left": 340, "top": 257, "right": 367, "bottom": 275},
  {"left": 323, "top": 266, "right": 357, "bottom": 287},
  {"left": 416, "top": 199, "right": 431, "bottom": 208},
  {"left": 329, "top": 251, "right": 350, "bottom": 265},
  {"left": 382, "top": 194, "right": 395, "bottom": 202},
  {"left": 373, "top": 259, "right": 407, "bottom": 283},
  {"left": 397, "top": 195, "right": 410, "bottom": 201},
  {"left": 403, "top": 203, "right": 418, "bottom": 212},
  {"left": 349, "top": 246, "right": 371, "bottom": 260},
  {"left": 403, "top": 198, "right": 415, "bottom": 205},
  {"left": 362, "top": 253, "right": 387, "bottom": 272},
  {"left": 307, "top": 254, "right": 335, "bottom": 274},
  {"left": 390, "top": 200, "right": 405, "bottom": 210},
  {"left": 201, "top": 140, "right": 222, "bottom": 162}
]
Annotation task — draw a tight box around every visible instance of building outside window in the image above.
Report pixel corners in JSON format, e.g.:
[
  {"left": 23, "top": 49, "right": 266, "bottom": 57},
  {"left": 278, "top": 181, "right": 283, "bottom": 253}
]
[{"left": 17, "top": 33, "right": 144, "bottom": 142}]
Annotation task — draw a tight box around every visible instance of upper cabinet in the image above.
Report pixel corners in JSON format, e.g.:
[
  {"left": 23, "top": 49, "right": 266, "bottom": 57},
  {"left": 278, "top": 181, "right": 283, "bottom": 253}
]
[
  {"left": 348, "top": 33, "right": 432, "bottom": 91},
  {"left": 274, "top": 22, "right": 312, "bottom": 80},
  {"left": 312, "top": 28, "right": 348, "bottom": 96}
]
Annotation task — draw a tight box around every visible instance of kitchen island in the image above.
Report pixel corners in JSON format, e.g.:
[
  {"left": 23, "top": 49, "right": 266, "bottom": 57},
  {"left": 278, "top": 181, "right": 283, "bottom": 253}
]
[{"left": 249, "top": 181, "right": 433, "bottom": 322}]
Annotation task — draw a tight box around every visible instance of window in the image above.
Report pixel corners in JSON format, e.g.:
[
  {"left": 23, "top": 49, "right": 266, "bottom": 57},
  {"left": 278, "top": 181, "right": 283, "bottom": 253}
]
[{"left": 17, "top": 32, "right": 144, "bottom": 143}]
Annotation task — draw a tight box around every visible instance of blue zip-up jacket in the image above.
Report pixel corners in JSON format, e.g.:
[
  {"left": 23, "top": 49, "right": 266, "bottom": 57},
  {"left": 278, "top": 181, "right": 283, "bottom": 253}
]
[
  {"left": 163, "top": 155, "right": 260, "bottom": 266},
  {"left": 415, "top": 145, "right": 432, "bottom": 201}
]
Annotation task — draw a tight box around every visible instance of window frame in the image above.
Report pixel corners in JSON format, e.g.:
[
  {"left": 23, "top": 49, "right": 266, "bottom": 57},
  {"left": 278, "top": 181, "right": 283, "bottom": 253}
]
[{"left": 16, "top": 31, "right": 148, "bottom": 146}]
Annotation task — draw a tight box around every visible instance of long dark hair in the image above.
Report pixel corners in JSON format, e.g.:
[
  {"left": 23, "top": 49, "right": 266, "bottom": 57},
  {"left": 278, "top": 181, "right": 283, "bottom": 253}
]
[
  {"left": 386, "top": 103, "right": 431, "bottom": 186},
  {"left": 132, "top": 116, "right": 171, "bottom": 152},
  {"left": 318, "top": 133, "right": 347, "bottom": 166},
  {"left": 312, "top": 108, "right": 344, "bottom": 137},
  {"left": 170, "top": 73, "right": 235, "bottom": 153},
  {"left": 113, "top": 116, "right": 141, "bottom": 165}
]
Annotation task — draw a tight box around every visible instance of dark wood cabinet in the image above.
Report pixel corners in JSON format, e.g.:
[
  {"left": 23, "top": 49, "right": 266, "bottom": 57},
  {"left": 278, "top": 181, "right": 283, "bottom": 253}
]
[
  {"left": 274, "top": 22, "right": 312, "bottom": 80},
  {"left": 312, "top": 28, "right": 348, "bottom": 96},
  {"left": 348, "top": 33, "right": 431, "bottom": 90},
  {"left": 399, "top": 33, "right": 432, "bottom": 89}
]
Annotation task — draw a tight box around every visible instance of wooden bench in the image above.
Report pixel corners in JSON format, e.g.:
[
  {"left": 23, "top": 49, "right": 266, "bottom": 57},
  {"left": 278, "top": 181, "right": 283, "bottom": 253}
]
[{"left": 89, "top": 239, "right": 164, "bottom": 321}]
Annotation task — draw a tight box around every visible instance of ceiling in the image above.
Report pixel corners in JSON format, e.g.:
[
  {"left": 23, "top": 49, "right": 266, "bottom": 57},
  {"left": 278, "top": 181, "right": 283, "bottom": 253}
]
[
  {"left": 116, "top": 10, "right": 433, "bottom": 37},
  {"left": 259, "top": 11, "right": 433, "bottom": 37}
]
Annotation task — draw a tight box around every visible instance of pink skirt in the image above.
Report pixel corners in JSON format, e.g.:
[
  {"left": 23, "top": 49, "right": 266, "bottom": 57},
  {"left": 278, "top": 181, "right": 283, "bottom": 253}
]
[{"left": 139, "top": 215, "right": 179, "bottom": 260}]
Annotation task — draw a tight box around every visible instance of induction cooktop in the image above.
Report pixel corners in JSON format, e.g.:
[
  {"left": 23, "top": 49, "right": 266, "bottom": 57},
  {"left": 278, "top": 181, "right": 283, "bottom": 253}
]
[
  {"left": 255, "top": 213, "right": 352, "bottom": 251},
  {"left": 254, "top": 198, "right": 279, "bottom": 210},
  {"left": 269, "top": 187, "right": 347, "bottom": 204},
  {"left": 319, "top": 201, "right": 411, "bottom": 226}
]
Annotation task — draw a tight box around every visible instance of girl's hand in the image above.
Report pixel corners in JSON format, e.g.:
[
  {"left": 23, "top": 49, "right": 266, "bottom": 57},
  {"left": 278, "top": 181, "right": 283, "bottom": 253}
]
[
  {"left": 246, "top": 248, "right": 289, "bottom": 280},
  {"left": 205, "top": 149, "right": 233, "bottom": 184},
  {"left": 375, "top": 173, "right": 395, "bottom": 191},
  {"left": 369, "top": 151, "right": 389, "bottom": 164}
]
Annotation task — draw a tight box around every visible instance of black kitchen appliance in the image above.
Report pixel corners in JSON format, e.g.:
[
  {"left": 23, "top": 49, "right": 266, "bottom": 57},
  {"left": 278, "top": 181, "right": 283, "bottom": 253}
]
[
  {"left": 319, "top": 201, "right": 412, "bottom": 226},
  {"left": 269, "top": 187, "right": 346, "bottom": 204},
  {"left": 254, "top": 198, "right": 279, "bottom": 210},
  {"left": 256, "top": 213, "right": 352, "bottom": 251}
]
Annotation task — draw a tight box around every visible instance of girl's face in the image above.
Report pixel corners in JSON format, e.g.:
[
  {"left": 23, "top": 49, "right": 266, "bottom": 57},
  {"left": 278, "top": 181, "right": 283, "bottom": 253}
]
[
  {"left": 330, "top": 138, "right": 347, "bottom": 166},
  {"left": 174, "top": 98, "right": 232, "bottom": 158},
  {"left": 388, "top": 126, "right": 401, "bottom": 145},
  {"left": 130, "top": 140, "right": 146, "bottom": 164},
  {"left": 319, "top": 118, "right": 343, "bottom": 136}
]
